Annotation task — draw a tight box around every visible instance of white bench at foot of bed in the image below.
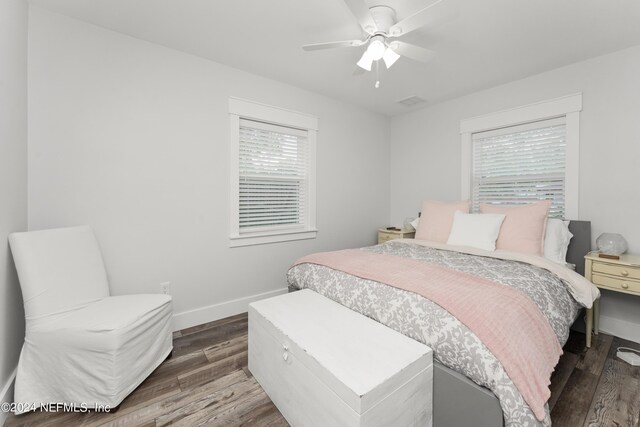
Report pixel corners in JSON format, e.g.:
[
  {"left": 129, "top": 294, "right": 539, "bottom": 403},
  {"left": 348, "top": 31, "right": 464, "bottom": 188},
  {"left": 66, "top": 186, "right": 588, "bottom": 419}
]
[{"left": 249, "top": 289, "right": 433, "bottom": 427}]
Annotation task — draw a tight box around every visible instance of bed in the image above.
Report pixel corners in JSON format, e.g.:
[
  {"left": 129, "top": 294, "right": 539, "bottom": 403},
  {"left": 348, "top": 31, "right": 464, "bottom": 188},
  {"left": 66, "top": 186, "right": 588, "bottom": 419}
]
[{"left": 287, "top": 220, "right": 596, "bottom": 427}]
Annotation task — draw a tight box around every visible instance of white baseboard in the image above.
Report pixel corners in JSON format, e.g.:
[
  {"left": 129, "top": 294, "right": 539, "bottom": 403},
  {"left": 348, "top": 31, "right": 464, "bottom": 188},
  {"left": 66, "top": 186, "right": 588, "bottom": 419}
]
[
  {"left": 172, "top": 288, "right": 288, "bottom": 331},
  {"left": 0, "top": 368, "right": 17, "bottom": 426},
  {"left": 598, "top": 315, "right": 640, "bottom": 344}
]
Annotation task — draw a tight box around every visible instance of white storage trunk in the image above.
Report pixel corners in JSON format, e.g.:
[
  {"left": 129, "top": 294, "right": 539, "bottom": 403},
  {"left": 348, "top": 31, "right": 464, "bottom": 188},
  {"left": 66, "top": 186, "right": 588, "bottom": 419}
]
[{"left": 249, "top": 289, "right": 433, "bottom": 427}]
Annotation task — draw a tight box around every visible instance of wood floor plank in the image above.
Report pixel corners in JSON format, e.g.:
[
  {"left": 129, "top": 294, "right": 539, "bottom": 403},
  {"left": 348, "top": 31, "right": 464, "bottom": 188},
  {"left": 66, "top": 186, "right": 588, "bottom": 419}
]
[
  {"left": 576, "top": 333, "right": 614, "bottom": 376},
  {"left": 172, "top": 382, "right": 267, "bottom": 427},
  {"left": 204, "top": 334, "right": 248, "bottom": 363},
  {"left": 100, "top": 369, "right": 249, "bottom": 427},
  {"left": 80, "top": 377, "right": 181, "bottom": 427},
  {"left": 584, "top": 336, "right": 640, "bottom": 427},
  {"left": 584, "top": 357, "right": 640, "bottom": 427},
  {"left": 243, "top": 366, "right": 253, "bottom": 378},
  {"left": 172, "top": 316, "right": 248, "bottom": 358},
  {"left": 179, "top": 313, "right": 248, "bottom": 337},
  {"left": 550, "top": 365, "right": 601, "bottom": 426},
  {"left": 264, "top": 415, "right": 291, "bottom": 427},
  {"left": 141, "top": 349, "right": 209, "bottom": 390},
  {"left": 158, "top": 375, "right": 263, "bottom": 426},
  {"left": 4, "top": 409, "right": 89, "bottom": 427},
  {"left": 240, "top": 399, "right": 288, "bottom": 427},
  {"left": 549, "top": 351, "right": 579, "bottom": 411},
  {"left": 177, "top": 349, "right": 248, "bottom": 390},
  {"left": 210, "top": 392, "right": 278, "bottom": 427}
]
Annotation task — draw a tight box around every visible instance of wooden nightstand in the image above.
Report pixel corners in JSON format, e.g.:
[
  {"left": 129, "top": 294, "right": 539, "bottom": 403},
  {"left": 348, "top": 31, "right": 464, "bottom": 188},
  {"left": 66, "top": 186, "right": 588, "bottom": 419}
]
[
  {"left": 584, "top": 251, "right": 640, "bottom": 347},
  {"left": 378, "top": 228, "right": 415, "bottom": 244}
]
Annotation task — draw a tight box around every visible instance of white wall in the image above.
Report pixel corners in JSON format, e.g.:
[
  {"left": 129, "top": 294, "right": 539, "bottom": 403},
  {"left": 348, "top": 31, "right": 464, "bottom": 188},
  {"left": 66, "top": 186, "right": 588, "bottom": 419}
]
[
  {"left": 0, "top": 0, "right": 28, "bottom": 419},
  {"left": 28, "top": 7, "right": 390, "bottom": 330},
  {"left": 390, "top": 45, "right": 640, "bottom": 343}
]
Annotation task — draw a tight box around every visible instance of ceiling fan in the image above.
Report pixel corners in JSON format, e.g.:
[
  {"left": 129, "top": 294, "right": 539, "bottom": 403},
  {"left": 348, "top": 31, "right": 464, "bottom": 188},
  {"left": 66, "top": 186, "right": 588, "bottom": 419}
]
[{"left": 303, "top": 0, "right": 445, "bottom": 73}]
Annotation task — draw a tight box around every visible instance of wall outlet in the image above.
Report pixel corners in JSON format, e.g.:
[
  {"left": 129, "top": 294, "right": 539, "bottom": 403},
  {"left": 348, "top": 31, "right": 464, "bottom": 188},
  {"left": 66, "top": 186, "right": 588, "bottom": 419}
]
[{"left": 160, "top": 281, "right": 171, "bottom": 295}]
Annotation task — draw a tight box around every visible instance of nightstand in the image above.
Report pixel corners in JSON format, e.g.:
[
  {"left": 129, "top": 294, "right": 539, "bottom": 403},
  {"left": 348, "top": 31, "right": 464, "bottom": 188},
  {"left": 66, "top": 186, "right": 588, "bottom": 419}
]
[
  {"left": 378, "top": 228, "right": 415, "bottom": 244},
  {"left": 584, "top": 251, "right": 640, "bottom": 347}
]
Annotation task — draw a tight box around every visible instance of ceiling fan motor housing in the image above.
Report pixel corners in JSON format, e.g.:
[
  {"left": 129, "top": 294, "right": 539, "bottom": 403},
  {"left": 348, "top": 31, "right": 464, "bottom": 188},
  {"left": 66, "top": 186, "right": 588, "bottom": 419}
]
[{"left": 368, "top": 5, "right": 396, "bottom": 34}]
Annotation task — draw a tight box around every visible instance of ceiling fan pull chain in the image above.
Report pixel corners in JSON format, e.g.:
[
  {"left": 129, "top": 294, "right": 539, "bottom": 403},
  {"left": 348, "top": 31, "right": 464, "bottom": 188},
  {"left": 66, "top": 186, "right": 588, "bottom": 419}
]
[{"left": 375, "top": 60, "right": 380, "bottom": 89}]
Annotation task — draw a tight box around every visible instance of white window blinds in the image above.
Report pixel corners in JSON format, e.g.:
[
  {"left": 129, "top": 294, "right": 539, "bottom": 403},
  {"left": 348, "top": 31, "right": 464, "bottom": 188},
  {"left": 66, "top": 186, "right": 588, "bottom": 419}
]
[
  {"left": 238, "top": 119, "right": 309, "bottom": 233},
  {"left": 471, "top": 117, "right": 566, "bottom": 218}
]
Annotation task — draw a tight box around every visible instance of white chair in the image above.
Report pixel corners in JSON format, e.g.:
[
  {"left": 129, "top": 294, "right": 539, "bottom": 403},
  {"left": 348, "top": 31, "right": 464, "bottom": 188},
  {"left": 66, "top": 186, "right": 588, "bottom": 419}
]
[{"left": 8, "top": 226, "right": 173, "bottom": 413}]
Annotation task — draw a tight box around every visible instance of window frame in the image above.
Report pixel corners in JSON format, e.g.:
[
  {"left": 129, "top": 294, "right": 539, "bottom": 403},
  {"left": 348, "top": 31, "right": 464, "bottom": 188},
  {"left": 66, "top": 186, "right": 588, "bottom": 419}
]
[
  {"left": 229, "top": 97, "right": 318, "bottom": 247},
  {"left": 460, "top": 93, "right": 582, "bottom": 218}
]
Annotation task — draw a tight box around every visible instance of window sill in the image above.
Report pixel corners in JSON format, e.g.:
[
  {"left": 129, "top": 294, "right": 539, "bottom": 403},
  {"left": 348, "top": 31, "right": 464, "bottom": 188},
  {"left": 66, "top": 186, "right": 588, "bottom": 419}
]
[{"left": 229, "top": 229, "right": 317, "bottom": 247}]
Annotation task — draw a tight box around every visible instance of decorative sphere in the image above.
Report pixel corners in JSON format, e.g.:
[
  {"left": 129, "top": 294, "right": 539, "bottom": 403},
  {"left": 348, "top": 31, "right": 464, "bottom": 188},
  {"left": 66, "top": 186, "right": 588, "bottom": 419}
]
[{"left": 596, "top": 233, "right": 627, "bottom": 256}]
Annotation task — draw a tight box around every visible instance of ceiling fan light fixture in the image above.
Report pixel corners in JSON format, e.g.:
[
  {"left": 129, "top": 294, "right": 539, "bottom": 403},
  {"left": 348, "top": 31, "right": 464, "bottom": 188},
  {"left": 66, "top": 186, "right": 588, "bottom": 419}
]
[
  {"left": 382, "top": 47, "right": 400, "bottom": 68},
  {"left": 367, "top": 38, "right": 386, "bottom": 61},
  {"left": 357, "top": 50, "right": 374, "bottom": 71}
]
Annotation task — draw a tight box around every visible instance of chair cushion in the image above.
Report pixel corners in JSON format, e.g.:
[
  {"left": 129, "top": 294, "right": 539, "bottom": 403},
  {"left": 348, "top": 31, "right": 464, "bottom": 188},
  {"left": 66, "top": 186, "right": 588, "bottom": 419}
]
[{"left": 51, "top": 294, "right": 172, "bottom": 334}]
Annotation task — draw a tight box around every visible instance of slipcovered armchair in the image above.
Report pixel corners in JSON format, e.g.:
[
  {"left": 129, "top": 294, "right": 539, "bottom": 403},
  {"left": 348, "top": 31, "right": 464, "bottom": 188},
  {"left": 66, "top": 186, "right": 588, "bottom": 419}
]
[{"left": 8, "top": 226, "right": 172, "bottom": 414}]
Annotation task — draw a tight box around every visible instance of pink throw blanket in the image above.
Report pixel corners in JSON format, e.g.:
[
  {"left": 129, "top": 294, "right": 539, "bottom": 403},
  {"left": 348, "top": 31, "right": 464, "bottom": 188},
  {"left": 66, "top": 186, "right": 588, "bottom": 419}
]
[{"left": 294, "top": 249, "right": 563, "bottom": 421}]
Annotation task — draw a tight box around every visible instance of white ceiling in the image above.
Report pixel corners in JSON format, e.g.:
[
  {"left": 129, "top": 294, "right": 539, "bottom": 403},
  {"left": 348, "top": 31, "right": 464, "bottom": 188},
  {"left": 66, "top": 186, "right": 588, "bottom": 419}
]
[{"left": 29, "top": 0, "right": 640, "bottom": 116}]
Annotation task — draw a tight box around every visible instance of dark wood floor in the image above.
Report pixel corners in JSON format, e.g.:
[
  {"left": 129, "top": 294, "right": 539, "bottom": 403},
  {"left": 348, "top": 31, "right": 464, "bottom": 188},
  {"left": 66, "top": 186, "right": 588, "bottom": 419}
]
[
  {"left": 550, "top": 331, "right": 640, "bottom": 426},
  {"left": 5, "top": 313, "right": 640, "bottom": 427}
]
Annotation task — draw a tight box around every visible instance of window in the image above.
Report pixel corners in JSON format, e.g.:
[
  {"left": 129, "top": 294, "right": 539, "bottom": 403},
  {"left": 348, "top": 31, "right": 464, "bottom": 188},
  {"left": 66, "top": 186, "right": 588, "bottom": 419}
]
[
  {"left": 238, "top": 120, "right": 308, "bottom": 230},
  {"left": 471, "top": 118, "right": 566, "bottom": 217},
  {"left": 229, "top": 98, "right": 317, "bottom": 247},
  {"left": 460, "top": 93, "right": 582, "bottom": 219}
]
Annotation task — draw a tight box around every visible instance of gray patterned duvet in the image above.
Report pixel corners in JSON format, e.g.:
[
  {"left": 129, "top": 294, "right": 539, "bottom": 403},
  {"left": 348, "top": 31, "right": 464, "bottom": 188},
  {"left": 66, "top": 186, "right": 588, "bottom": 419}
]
[{"left": 287, "top": 240, "right": 582, "bottom": 427}]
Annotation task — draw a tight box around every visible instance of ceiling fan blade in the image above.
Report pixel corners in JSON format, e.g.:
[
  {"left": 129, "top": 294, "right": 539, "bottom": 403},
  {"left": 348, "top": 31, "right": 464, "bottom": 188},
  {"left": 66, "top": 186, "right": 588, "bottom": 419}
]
[
  {"left": 342, "top": 0, "right": 377, "bottom": 34},
  {"left": 390, "top": 41, "right": 436, "bottom": 63},
  {"left": 389, "top": 0, "right": 455, "bottom": 37},
  {"left": 303, "top": 40, "right": 365, "bottom": 51}
]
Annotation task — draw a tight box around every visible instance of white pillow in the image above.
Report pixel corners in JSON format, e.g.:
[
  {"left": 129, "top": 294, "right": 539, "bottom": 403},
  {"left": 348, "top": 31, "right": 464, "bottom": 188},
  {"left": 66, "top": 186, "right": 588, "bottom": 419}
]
[
  {"left": 446, "top": 211, "right": 506, "bottom": 251},
  {"left": 544, "top": 218, "right": 573, "bottom": 264}
]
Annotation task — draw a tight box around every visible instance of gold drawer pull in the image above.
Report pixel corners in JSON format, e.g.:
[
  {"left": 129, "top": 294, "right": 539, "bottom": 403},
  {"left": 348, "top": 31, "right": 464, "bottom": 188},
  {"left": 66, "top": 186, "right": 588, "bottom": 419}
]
[
  {"left": 621, "top": 270, "right": 629, "bottom": 276},
  {"left": 622, "top": 283, "right": 629, "bottom": 289}
]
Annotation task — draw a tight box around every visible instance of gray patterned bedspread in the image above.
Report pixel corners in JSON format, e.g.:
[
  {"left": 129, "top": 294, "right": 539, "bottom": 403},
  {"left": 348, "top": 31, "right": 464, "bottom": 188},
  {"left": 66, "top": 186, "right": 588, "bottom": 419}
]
[{"left": 287, "top": 240, "right": 582, "bottom": 427}]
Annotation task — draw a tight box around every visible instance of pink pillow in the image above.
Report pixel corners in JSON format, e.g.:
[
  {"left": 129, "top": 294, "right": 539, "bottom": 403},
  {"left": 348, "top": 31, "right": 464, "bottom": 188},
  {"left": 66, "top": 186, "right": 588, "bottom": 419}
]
[
  {"left": 480, "top": 201, "right": 551, "bottom": 256},
  {"left": 415, "top": 200, "right": 470, "bottom": 243}
]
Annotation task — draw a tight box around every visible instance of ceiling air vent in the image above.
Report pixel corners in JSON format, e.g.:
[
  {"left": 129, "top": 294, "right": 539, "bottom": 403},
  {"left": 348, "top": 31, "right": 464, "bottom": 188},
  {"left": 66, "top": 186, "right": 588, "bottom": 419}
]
[{"left": 396, "top": 96, "right": 426, "bottom": 107}]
